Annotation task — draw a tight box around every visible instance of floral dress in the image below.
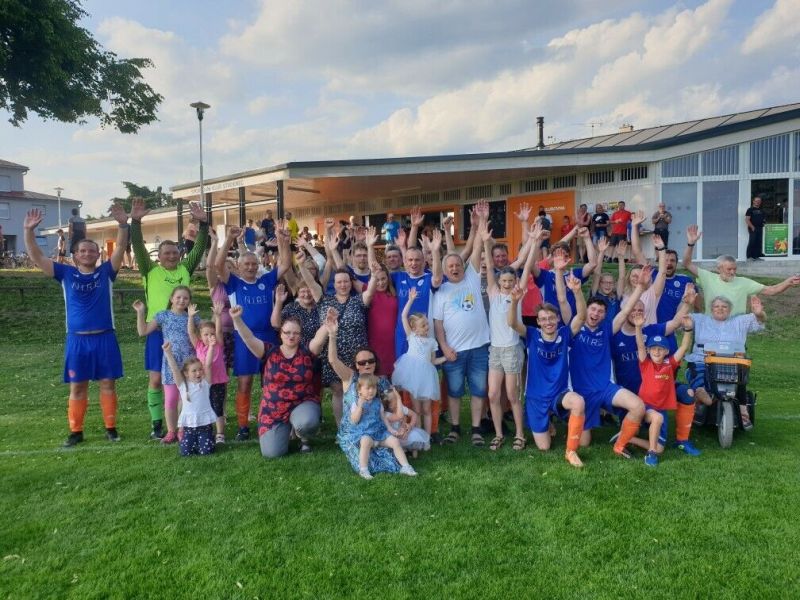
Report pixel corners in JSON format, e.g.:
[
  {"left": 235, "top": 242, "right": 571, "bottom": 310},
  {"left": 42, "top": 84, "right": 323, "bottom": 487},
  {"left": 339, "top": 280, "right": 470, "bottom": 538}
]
[
  {"left": 258, "top": 345, "right": 319, "bottom": 437},
  {"left": 318, "top": 294, "right": 368, "bottom": 386},
  {"left": 337, "top": 375, "right": 400, "bottom": 474},
  {"left": 155, "top": 310, "right": 200, "bottom": 385}
]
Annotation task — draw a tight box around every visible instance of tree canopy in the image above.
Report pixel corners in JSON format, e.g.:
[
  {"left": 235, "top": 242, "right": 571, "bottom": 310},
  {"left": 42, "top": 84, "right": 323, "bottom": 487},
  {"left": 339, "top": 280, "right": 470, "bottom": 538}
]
[
  {"left": 0, "top": 0, "right": 162, "bottom": 133},
  {"left": 108, "top": 181, "right": 174, "bottom": 214}
]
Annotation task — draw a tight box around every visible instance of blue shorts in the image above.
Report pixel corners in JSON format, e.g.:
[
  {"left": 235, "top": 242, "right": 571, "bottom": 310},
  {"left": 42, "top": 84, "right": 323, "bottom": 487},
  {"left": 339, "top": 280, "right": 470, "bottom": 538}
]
[
  {"left": 525, "top": 391, "right": 570, "bottom": 434},
  {"left": 644, "top": 406, "right": 669, "bottom": 445},
  {"left": 686, "top": 363, "right": 706, "bottom": 391},
  {"left": 581, "top": 382, "right": 623, "bottom": 430},
  {"left": 233, "top": 330, "right": 272, "bottom": 376},
  {"left": 144, "top": 329, "right": 164, "bottom": 372},
  {"left": 442, "top": 344, "right": 489, "bottom": 399},
  {"left": 64, "top": 331, "right": 123, "bottom": 383}
]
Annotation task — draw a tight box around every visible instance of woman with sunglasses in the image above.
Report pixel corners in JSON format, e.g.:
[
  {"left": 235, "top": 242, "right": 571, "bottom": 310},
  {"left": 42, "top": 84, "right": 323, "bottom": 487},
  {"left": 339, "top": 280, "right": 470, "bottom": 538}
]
[
  {"left": 230, "top": 305, "right": 332, "bottom": 458},
  {"left": 324, "top": 318, "right": 402, "bottom": 475}
]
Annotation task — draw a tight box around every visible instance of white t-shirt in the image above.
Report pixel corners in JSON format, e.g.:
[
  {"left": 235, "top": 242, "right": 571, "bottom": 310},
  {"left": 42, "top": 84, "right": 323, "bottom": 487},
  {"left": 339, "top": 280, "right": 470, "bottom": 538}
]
[
  {"left": 432, "top": 264, "right": 490, "bottom": 352},
  {"left": 488, "top": 288, "right": 523, "bottom": 348}
]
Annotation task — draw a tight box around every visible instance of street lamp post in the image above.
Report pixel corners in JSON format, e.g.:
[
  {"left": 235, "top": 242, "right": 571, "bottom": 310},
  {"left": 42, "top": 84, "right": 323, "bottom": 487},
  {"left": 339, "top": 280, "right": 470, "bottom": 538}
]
[
  {"left": 190, "top": 101, "right": 211, "bottom": 223},
  {"left": 54, "top": 186, "right": 64, "bottom": 226}
]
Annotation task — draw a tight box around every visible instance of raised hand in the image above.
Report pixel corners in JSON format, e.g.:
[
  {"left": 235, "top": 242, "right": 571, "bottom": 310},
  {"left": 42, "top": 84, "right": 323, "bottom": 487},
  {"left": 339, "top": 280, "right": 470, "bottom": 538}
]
[
  {"left": 443, "top": 215, "right": 454, "bottom": 228},
  {"left": 396, "top": 227, "right": 407, "bottom": 248},
  {"left": 188, "top": 304, "right": 199, "bottom": 318},
  {"left": 130, "top": 197, "right": 150, "bottom": 221},
  {"left": 229, "top": 305, "right": 243, "bottom": 319},
  {"left": 476, "top": 199, "right": 490, "bottom": 220},
  {"left": 515, "top": 202, "right": 531, "bottom": 222},
  {"left": 275, "top": 283, "right": 288, "bottom": 304},
  {"left": 211, "top": 301, "right": 225, "bottom": 316},
  {"left": 411, "top": 206, "right": 424, "bottom": 227},
  {"left": 577, "top": 226, "right": 590, "bottom": 239},
  {"left": 681, "top": 315, "right": 694, "bottom": 330},
  {"left": 652, "top": 233, "right": 664, "bottom": 248},
  {"left": 324, "top": 217, "right": 335, "bottom": 230},
  {"left": 188, "top": 201, "right": 207, "bottom": 222},
  {"left": 639, "top": 263, "right": 653, "bottom": 283},
  {"left": 132, "top": 299, "right": 145, "bottom": 313},
  {"left": 109, "top": 203, "right": 128, "bottom": 225},
  {"left": 408, "top": 287, "right": 418, "bottom": 301},
  {"left": 510, "top": 285, "right": 526, "bottom": 302},
  {"left": 632, "top": 312, "right": 645, "bottom": 328},
  {"left": 687, "top": 225, "right": 702, "bottom": 245},
  {"left": 430, "top": 228, "right": 442, "bottom": 252},
  {"left": 553, "top": 252, "right": 569, "bottom": 271},
  {"left": 365, "top": 226, "right": 378, "bottom": 247},
  {"left": 478, "top": 222, "right": 493, "bottom": 244},
  {"left": 565, "top": 272, "right": 582, "bottom": 292},
  {"left": 597, "top": 236, "right": 609, "bottom": 256},
  {"left": 616, "top": 239, "right": 628, "bottom": 257},
  {"left": 227, "top": 226, "right": 242, "bottom": 240},
  {"left": 23, "top": 208, "right": 44, "bottom": 230},
  {"left": 750, "top": 295, "right": 763, "bottom": 315},
  {"left": 354, "top": 226, "right": 367, "bottom": 242},
  {"left": 324, "top": 307, "right": 339, "bottom": 332},
  {"left": 632, "top": 210, "right": 646, "bottom": 226},
  {"left": 682, "top": 283, "right": 697, "bottom": 305}
]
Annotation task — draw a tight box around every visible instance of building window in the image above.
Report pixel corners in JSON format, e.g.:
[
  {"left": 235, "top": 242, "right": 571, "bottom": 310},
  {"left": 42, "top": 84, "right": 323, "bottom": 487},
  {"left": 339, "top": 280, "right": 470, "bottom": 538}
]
[
  {"left": 552, "top": 174, "right": 576, "bottom": 189},
  {"left": 497, "top": 183, "right": 512, "bottom": 196},
  {"left": 399, "top": 195, "right": 419, "bottom": 206},
  {"left": 794, "top": 132, "right": 800, "bottom": 172},
  {"left": 420, "top": 192, "right": 440, "bottom": 205},
  {"left": 662, "top": 154, "right": 699, "bottom": 178},
  {"left": 0, "top": 202, "right": 9, "bottom": 219},
  {"left": 32, "top": 203, "right": 47, "bottom": 216},
  {"left": 0, "top": 176, "right": 10, "bottom": 192},
  {"left": 702, "top": 145, "right": 738, "bottom": 176},
  {"left": 750, "top": 133, "right": 790, "bottom": 174},
  {"left": 443, "top": 189, "right": 461, "bottom": 202},
  {"left": 466, "top": 184, "right": 493, "bottom": 200},
  {"left": 586, "top": 170, "right": 615, "bottom": 185},
  {"left": 521, "top": 178, "right": 547, "bottom": 193},
  {"left": 702, "top": 181, "right": 739, "bottom": 259},
  {"left": 620, "top": 165, "right": 648, "bottom": 181}
]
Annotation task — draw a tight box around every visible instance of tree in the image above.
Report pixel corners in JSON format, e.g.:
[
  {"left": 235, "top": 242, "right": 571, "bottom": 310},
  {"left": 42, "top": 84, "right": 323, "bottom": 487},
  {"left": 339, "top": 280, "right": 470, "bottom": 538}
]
[
  {"left": 0, "top": 0, "right": 162, "bottom": 133},
  {"left": 108, "top": 181, "right": 174, "bottom": 214}
]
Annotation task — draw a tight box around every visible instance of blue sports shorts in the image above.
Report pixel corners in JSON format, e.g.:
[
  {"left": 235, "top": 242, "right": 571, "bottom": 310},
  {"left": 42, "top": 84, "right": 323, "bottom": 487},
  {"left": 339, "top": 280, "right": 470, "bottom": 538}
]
[{"left": 64, "top": 331, "right": 123, "bottom": 383}]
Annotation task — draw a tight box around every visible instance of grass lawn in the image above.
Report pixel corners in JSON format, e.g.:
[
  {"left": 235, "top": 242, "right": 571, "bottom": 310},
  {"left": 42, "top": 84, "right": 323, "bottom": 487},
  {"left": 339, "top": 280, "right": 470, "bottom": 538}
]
[{"left": 1, "top": 268, "right": 799, "bottom": 599}]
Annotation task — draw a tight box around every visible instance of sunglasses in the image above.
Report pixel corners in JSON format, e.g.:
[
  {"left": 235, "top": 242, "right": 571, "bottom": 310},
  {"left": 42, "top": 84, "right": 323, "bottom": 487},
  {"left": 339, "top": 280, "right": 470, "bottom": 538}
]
[{"left": 356, "top": 358, "right": 376, "bottom": 366}]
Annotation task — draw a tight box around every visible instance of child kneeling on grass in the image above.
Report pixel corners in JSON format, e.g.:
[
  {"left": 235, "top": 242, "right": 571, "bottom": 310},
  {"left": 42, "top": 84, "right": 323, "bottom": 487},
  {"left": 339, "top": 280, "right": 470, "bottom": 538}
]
[
  {"left": 625, "top": 313, "right": 693, "bottom": 466},
  {"left": 348, "top": 375, "right": 417, "bottom": 480},
  {"left": 382, "top": 386, "right": 430, "bottom": 458},
  {"left": 163, "top": 340, "right": 218, "bottom": 457}
]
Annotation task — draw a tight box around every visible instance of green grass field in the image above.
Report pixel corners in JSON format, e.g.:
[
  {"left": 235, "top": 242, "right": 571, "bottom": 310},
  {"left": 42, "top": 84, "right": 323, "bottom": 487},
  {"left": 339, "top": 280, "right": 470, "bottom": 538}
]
[{"left": 1, "top": 269, "right": 799, "bottom": 599}]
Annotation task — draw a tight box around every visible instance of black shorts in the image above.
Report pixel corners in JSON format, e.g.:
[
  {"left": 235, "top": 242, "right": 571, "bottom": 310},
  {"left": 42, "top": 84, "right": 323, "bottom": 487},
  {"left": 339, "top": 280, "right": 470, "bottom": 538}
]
[{"left": 609, "top": 234, "right": 626, "bottom": 246}]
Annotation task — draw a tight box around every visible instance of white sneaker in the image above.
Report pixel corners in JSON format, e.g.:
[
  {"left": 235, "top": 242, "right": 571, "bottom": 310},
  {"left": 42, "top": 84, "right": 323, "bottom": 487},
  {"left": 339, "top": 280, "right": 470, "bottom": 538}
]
[
  {"left": 399, "top": 465, "right": 418, "bottom": 477},
  {"left": 359, "top": 468, "right": 373, "bottom": 480}
]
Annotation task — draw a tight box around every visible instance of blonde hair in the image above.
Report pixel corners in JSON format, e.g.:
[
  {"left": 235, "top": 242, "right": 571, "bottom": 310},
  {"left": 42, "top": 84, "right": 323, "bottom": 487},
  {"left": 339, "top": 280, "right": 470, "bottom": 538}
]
[
  {"left": 408, "top": 312, "right": 428, "bottom": 331},
  {"left": 357, "top": 374, "right": 379, "bottom": 394}
]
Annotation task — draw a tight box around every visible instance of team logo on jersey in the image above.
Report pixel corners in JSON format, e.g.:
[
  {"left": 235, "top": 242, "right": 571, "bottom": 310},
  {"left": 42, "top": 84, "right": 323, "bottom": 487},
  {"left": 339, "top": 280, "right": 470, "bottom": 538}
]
[
  {"left": 674, "top": 280, "right": 681, "bottom": 287},
  {"left": 258, "top": 283, "right": 265, "bottom": 291},
  {"left": 93, "top": 272, "right": 100, "bottom": 279},
  {"left": 417, "top": 280, "right": 424, "bottom": 287},
  {"left": 556, "top": 335, "right": 562, "bottom": 344}
]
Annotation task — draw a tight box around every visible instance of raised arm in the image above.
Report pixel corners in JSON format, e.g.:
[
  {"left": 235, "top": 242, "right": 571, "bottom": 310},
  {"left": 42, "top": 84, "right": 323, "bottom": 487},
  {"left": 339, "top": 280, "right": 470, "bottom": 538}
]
[
  {"left": 578, "top": 227, "right": 596, "bottom": 278},
  {"left": 761, "top": 274, "right": 800, "bottom": 297},
  {"left": 673, "top": 316, "right": 694, "bottom": 363},
  {"left": 408, "top": 206, "right": 424, "bottom": 248},
  {"left": 664, "top": 283, "right": 697, "bottom": 335},
  {"left": 519, "top": 223, "right": 545, "bottom": 289},
  {"left": 216, "top": 226, "right": 239, "bottom": 285},
  {"left": 553, "top": 254, "right": 573, "bottom": 325},
  {"left": 129, "top": 197, "right": 155, "bottom": 276},
  {"left": 271, "top": 283, "right": 289, "bottom": 329},
  {"left": 275, "top": 220, "right": 292, "bottom": 279},
  {"left": 203, "top": 338, "right": 216, "bottom": 384},
  {"left": 442, "top": 215, "right": 457, "bottom": 255},
  {"left": 187, "top": 304, "right": 200, "bottom": 347},
  {"left": 230, "top": 305, "right": 266, "bottom": 359},
  {"left": 22, "top": 209, "right": 54, "bottom": 277},
  {"left": 591, "top": 236, "right": 610, "bottom": 295},
  {"left": 565, "top": 270, "right": 587, "bottom": 336},
  {"left": 206, "top": 228, "right": 220, "bottom": 289},
  {"left": 162, "top": 341, "right": 185, "bottom": 388},
  {"left": 361, "top": 261, "right": 381, "bottom": 307},
  {"left": 108, "top": 203, "right": 129, "bottom": 272},
  {"left": 616, "top": 240, "right": 628, "bottom": 299},
  {"left": 324, "top": 309, "right": 355, "bottom": 384},
  {"left": 613, "top": 264, "right": 652, "bottom": 333},
  {"left": 182, "top": 202, "right": 209, "bottom": 276},
  {"left": 429, "top": 229, "right": 443, "bottom": 288},
  {"left": 650, "top": 234, "right": 668, "bottom": 300},
  {"left": 211, "top": 300, "right": 224, "bottom": 342},
  {"left": 633, "top": 314, "right": 647, "bottom": 362},
  {"left": 682, "top": 225, "right": 701, "bottom": 276},
  {"left": 507, "top": 285, "right": 526, "bottom": 336},
  {"left": 365, "top": 225, "right": 379, "bottom": 271},
  {"left": 307, "top": 313, "right": 331, "bottom": 357},
  {"left": 132, "top": 300, "right": 159, "bottom": 336},
  {"left": 400, "top": 287, "right": 418, "bottom": 336},
  {"left": 459, "top": 207, "right": 478, "bottom": 262},
  {"left": 481, "top": 226, "right": 497, "bottom": 293},
  {"left": 750, "top": 295, "right": 766, "bottom": 324},
  {"left": 629, "top": 210, "right": 647, "bottom": 266}
]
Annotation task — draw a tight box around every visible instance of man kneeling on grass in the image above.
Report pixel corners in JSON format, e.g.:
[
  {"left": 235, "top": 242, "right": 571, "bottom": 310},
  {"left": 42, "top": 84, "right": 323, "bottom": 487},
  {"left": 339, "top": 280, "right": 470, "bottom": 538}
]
[{"left": 507, "top": 254, "right": 588, "bottom": 468}]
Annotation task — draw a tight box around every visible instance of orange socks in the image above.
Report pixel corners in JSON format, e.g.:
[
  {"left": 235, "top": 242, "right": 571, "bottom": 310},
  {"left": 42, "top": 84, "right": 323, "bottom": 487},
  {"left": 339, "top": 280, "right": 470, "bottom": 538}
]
[
  {"left": 67, "top": 398, "right": 88, "bottom": 433},
  {"left": 614, "top": 417, "right": 641, "bottom": 452},
  {"left": 566, "top": 414, "right": 585, "bottom": 452},
  {"left": 235, "top": 392, "right": 250, "bottom": 428},
  {"left": 675, "top": 402, "right": 695, "bottom": 441},
  {"left": 100, "top": 392, "right": 117, "bottom": 429}
]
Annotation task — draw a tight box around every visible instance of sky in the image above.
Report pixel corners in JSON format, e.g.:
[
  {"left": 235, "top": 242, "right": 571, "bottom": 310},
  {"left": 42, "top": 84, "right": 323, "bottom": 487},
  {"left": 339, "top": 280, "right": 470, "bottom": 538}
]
[{"left": 2, "top": 0, "right": 799, "bottom": 216}]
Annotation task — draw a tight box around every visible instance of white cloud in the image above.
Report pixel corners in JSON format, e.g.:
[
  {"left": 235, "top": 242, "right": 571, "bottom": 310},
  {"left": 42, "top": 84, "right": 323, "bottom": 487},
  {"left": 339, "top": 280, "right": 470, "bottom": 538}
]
[{"left": 742, "top": 0, "right": 800, "bottom": 54}]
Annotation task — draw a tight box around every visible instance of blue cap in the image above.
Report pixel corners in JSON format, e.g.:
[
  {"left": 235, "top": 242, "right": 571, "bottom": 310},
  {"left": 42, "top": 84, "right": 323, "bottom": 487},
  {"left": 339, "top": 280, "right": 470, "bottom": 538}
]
[{"left": 646, "top": 335, "right": 668, "bottom": 350}]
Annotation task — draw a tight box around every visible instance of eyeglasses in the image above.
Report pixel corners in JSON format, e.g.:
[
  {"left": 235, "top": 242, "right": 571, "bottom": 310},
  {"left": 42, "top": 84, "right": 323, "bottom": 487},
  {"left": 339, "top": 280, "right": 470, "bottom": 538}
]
[
  {"left": 356, "top": 358, "right": 376, "bottom": 366},
  {"left": 281, "top": 330, "right": 301, "bottom": 336}
]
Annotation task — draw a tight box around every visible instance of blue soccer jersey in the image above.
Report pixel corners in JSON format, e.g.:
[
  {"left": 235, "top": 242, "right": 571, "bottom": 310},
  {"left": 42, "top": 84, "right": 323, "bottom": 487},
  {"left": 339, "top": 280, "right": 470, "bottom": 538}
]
[
  {"left": 535, "top": 268, "right": 587, "bottom": 324},
  {"left": 225, "top": 271, "right": 278, "bottom": 343},
  {"left": 612, "top": 322, "right": 668, "bottom": 393},
  {"left": 569, "top": 318, "right": 614, "bottom": 395},
  {"left": 653, "top": 272, "right": 693, "bottom": 322},
  {"left": 391, "top": 270, "right": 437, "bottom": 357},
  {"left": 53, "top": 261, "right": 117, "bottom": 333},
  {"left": 525, "top": 324, "right": 573, "bottom": 399}
]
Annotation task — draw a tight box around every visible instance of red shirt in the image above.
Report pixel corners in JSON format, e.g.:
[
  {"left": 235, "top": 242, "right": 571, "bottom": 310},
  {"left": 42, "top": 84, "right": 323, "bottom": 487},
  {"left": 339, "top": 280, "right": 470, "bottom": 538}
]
[
  {"left": 521, "top": 260, "right": 550, "bottom": 317},
  {"left": 638, "top": 356, "right": 679, "bottom": 411},
  {"left": 610, "top": 209, "right": 631, "bottom": 236}
]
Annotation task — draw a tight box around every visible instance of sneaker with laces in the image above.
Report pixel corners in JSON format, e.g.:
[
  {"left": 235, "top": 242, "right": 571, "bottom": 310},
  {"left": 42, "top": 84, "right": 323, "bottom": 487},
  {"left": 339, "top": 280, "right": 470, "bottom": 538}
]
[
  {"left": 359, "top": 468, "right": 373, "bottom": 480},
  {"left": 399, "top": 465, "right": 418, "bottom": 476},
  {"left": 150, "top": 421, "right": 164, "bottom": 440},
  {"left": 63, "top": 432, "right": 84, "bottom": 448},
  {"left": 215, "top": 433, "right": 226, "bottom": 444},
  {"left": 613, "top": 445, "right": 632, "bottom": 459},
  {"left": 105, "top": 428, "right": 121, "bottom": 442},
  {"left": 235, "top": 427, "right": 250, "bottom": 441},
  {"left": 565, "top": 450, "right": 584, "bottom": 468},
  {"left": 161, "top": 431, "right": 178, "bottom": 445},
  {"left": 674, "top": 439, "right": 701, "bottom": 456},
  {"left": 644, "top": 450, "right": 659, "bottom": 467}
]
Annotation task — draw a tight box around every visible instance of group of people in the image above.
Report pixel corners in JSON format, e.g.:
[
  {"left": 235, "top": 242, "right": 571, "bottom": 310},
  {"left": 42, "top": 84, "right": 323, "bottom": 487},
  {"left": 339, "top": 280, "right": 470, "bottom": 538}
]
[{"left": 23, "top": 194, "right": 800, "bottom": 478}]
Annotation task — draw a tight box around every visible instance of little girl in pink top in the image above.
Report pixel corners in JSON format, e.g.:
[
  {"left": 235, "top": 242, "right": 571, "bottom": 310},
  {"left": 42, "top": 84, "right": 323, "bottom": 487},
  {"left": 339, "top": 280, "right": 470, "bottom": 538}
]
[{"left": 188, "top": 302, "right": 230, "bottom": 443}]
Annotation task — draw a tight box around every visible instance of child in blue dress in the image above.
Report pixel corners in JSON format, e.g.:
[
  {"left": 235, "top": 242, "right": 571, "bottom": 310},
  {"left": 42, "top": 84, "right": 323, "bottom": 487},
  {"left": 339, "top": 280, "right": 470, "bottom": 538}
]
[
  {"left": 348, "top": 374, "right": 417, "bottom": 480},
  {"left": 133, "top": 285, "right": 200, "bottom": 444}
]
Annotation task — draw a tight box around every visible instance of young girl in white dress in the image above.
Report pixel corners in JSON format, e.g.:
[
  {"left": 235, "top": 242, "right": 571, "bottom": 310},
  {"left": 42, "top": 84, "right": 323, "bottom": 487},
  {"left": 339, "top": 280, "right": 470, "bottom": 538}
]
[
  {"left": 391, "top": 287, "right": 447, "bottom": 435},
  {"left": 382, "top": 386, "right": 430, "bottom": 456}
]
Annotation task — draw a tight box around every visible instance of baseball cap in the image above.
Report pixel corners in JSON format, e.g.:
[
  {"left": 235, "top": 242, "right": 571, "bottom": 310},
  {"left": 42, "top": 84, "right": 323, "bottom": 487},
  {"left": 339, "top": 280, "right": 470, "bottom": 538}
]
[{"left": 646, "top": 335, "right": 668, "bottom": 350}]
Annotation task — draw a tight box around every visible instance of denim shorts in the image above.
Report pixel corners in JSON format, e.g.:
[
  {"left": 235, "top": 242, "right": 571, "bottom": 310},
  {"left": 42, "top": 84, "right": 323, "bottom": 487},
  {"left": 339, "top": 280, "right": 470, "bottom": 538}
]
[{"left": 442, "top": 344, "right": 489, "bottom": 398}]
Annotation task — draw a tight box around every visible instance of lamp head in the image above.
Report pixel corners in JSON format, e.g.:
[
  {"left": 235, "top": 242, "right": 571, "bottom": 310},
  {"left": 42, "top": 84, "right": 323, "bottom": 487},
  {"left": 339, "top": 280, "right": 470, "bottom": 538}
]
[{"left": 190, "top": 101, "right": 211, "bottom": 120}]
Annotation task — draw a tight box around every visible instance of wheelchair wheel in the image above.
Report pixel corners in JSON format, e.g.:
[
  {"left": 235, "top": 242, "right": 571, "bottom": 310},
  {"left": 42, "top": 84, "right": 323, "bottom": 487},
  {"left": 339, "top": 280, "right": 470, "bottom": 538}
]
[{"left": 718, "top": 402, "right": 734, "bottom": 449}]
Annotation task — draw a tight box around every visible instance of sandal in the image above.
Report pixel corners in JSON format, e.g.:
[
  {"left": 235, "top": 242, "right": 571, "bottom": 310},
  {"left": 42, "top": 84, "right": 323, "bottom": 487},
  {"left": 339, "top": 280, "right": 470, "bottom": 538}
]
[
  {"left": 512, "top": 436, "right": 526, "bottom": 451},
  {"left": 471, "top": 433, "right": 485, "bottom": 447},
  {"left": 489, "top": 436, "right": 504, "bottom": 451},
  {"left": 442, "top": 431, "right": 460, "bottom": 445}
]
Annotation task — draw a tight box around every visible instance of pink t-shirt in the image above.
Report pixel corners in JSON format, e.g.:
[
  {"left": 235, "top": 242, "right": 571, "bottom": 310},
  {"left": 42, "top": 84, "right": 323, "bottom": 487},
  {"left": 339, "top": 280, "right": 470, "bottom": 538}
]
[{"left": 195, "top": 341, "right": 229, "bottom": 385}]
